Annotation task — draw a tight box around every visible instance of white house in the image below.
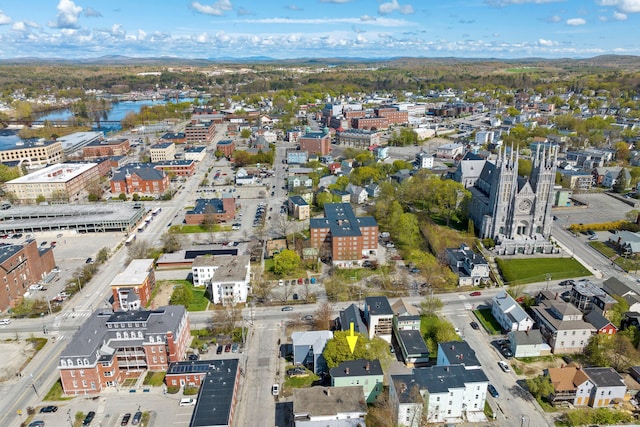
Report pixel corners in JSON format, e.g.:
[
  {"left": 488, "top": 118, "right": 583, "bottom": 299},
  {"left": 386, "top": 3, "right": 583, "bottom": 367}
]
[
  {"left": 235, "top": 168, "right": 256, "bottom": 185},
  {"left": 415, "top": 151, "right": 434, "bottom": 169},
  {"left": 346, "top": 183, "right": 368, "bottom": 205},
  {"left": 364, "top": 296, "right": 394, "bottom": 342},
  {"left": 191, "top": 255, "right": 251, "bottom": 305},
  {"left": 491, "top": 291, "right": 534, "bottom": 332},
  {"left": 436, "top": 143, "right": 465, "bottom": 159},
  {"left": 507, "top": 330, "right": 551, "bottom": 358},
  {"left": 445, "top": 244, "right": 490, "bottom": 287},
  {"left": 293, "top": 386, "right": 367, "bottom": 426}
]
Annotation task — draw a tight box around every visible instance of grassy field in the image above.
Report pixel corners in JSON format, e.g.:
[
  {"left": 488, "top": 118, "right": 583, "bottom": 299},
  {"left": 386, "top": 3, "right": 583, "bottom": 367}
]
[
  {"left": 589, "top": 241, "right": 640, "bottom": 273},
  {"left": 496, "top": 257, "right": 591, "bottom": 285},
  {"left": 143, "top": 371, "right": 166, "bottom": 386},
  {"left": 474, "top": 308, "right": 503, "bottom": 335},
  {"left": 168, "top": 224, "right": 224, "bottom": 234}
]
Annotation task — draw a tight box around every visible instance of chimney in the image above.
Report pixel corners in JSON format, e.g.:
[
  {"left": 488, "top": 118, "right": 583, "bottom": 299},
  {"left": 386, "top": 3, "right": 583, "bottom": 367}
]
[
  {"left": 324, "top": 388, "right": 330, "bottom": 396},
  {"left": 345, "top": 367, "right": 349, "bottom": 375},
  {"left": 365, "top": 362, "right": 370, "bottom": 372}
]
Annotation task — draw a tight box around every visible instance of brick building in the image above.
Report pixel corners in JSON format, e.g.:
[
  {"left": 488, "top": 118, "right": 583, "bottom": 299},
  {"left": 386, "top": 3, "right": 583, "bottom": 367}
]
[
  {"left": 216, "top": 140, "right": 235, "bottom": 157},
  {"left": 58, "top": 306, "right": 190, "bottom": 395},
  {"left": 298, "top": 131, "right": 331, "bottom": 156},
  {"left": 185, "top": 197, "right": 236, "bottom": 225},
  {"left": 375, "top": 107, "right": 409, "bottom": 125},
  {"left": 310, "top": 203, "right": 378, "bottom": 267},
  {"left": 82, "top": 138, "right": 130, "bottom": 160},
  {"left": 185, "top": 120, "right": 215, "bottom": 144},
  {"left": 159, "top": 132, "right": 186, "bottom": 144},
  {"left": 153, "top": 160, "right": 196, "bottom": 177},
  {"left": 108, "top": 259, "right": 156, "bottom": 311},
  {"left": 351, "top": 116, "right": 389, "bottom": 130},
  {"left": 110, "top": 164, "right": 170, "bottom": 196},
  {"left": 0, "top": 240, "right": 56, "bottom": 311},
  {"left": 336, "top": 129, "right": 380, "bottom": 148}
]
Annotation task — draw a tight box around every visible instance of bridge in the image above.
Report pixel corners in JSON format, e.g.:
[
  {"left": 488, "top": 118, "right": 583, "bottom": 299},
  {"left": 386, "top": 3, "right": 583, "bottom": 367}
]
[{"left": 1, "top": 119, "right": 123, "bottom": 128}]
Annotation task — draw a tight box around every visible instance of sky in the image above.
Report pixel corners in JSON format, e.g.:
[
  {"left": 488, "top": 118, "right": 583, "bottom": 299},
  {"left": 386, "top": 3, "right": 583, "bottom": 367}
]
[{"left": 0, "top": 0, "right": 639, "bottom": 60}]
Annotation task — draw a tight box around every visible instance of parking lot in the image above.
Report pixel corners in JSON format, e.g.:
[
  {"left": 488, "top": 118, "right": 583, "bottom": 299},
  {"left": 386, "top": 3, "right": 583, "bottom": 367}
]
[{"left": 553, "top": 192, "right": 634, "bottom": 226}]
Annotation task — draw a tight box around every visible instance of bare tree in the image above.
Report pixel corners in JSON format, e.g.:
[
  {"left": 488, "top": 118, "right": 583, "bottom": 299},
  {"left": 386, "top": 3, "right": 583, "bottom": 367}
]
[
  {"left": 211, "top": 305, "right": 242, "bottom": 335},
  {"left": 251, "top": 278, "right": 274, "bottom": 302},
  {"left": 126, "top": 239, "right": 153, "bottom": 263},
  {"left": 314, "top": 302, "right": 333, "bottom": 330}
]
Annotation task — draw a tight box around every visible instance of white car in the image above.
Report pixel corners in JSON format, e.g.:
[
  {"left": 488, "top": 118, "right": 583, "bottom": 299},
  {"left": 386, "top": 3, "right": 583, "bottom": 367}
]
[
  {"left": 29, "top": 284, "right": 44, "bottom": 291},
  {"left": 179, "top": 398, "right": 196, "bottom": 406},
  {"left": 271, "top": 384, "right": 279, "bottom": 396},
  {"left": 0, "top": 319, "right": 11, "bottom": 325},
  {"left": 498, "top": 360, "right": 511, "bottom": 372}
]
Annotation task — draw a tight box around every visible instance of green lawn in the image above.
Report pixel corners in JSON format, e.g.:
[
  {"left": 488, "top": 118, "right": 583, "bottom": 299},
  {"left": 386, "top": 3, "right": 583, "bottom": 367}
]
[
  {"left": 589, "top": 241, "right": 640, "bottom": 273},
  {"left": 474, "top": 308, "right": 503, "bottom": 335},
  {"left": 169, "top": 224, "right": 222, "bottom": 234},
  {"left": 143, "top": 371, "right": 166, "bottom": 386},
  {"left": 167, "top": 280, "right": 210, "bottom": 311},
  {"left": 496, "top": 257, "right": 591, "bottom": 285}
]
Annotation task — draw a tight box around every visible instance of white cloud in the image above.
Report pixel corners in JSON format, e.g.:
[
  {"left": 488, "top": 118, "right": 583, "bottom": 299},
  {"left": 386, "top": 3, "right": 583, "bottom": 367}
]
[
  {"left": 613, "top": 11, "right": 628, "bottom": 19},
  {"left": 50, "top": 0, "right": 83, "bottom": 28},
  {"left": 191, "top": 0, "right": 233, "bottom": 16},
  {"left": 538, "top": 38, "right": 559, "bottom": 46},
  {"left": 286, "top": 4, "right": 303, "bottom": 11},
  {"left": 238, "top": 16, "right": 411, "bottom": 27},
  {"left": 547, "top": 15, "right": 562, "bottom": 22},
  {"left": 196, "top": 32, "right": 209, "bottom": 43},
  {"left": 597, "top": 0, "right": 640, "bottom": 13},
  {"left": 360, "top": 15, "right": 377, "bottom": 21},
  {"left": 84, "top": 7, "right": 102, "bottom": 18},
  {"left": 566, "top": 18, "right": 586, "bottom": 25},
  {"left": 320, "top": 0, "right": 353, "bottom": 3},
  {"left": 0, "top": 10, "right": 12, "bottom": 25},
  {"left": 137, "top": 30, "right": 147, "bottom": 41},
  {"left": 110, "top": 24, "right": 126, "bottom": 37},
  {"left": 378, "top": 0, "right": 415, "bottom": 15},
  {"left": 11, "top": 20, "right": 39, "bottom": 32}
]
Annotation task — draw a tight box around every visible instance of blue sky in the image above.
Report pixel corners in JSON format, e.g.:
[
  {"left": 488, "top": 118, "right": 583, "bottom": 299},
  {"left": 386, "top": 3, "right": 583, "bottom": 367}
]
[{"left": 0, "top": 0, "right": 639, "bottom": 59}]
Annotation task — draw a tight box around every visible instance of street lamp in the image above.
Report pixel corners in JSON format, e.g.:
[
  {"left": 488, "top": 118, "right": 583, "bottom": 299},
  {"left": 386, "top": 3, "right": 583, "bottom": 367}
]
[{"left": 77, "top": 273, "right": 84, "bottom": 291}]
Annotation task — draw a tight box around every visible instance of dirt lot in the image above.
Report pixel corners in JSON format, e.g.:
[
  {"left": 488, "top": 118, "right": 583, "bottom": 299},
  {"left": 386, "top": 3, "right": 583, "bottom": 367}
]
[{"left": 0, "top": 339, "right": 36, "bottom": 382}]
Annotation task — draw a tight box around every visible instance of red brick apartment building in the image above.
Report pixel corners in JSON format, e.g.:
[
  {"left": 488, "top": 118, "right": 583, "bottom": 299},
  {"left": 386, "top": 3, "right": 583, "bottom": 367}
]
[
  {"left": 185, "top": 197, "right": 236, "bottom": 225},
  {"left": 216, "top": 140, "right": 235, "bottom": 157},
  {"left": 108, "top": 259, "right": 155, "bottom": 311},
  {"left": 185, "top": 119, "right": 216, "bottom": 144},
  {"left": 110, "top": 164, "right": 171, "bottom": 195},
  {"left": 82, "top": 138, "right": 131, "bottom": 159},
  {"left": 0, "top": 240, "right": 56, "bottom": 311},
  {"left": 375, "top": 107, "right": 409, "bottom": 125},
  {"left": 351, "top": 116, "right": 389, "bottom": 130},
  {"left": 298, "top": 131, "right": 332, "bottom": 156},
  {"left": 58, "top": 306, "right": 190, "bottom": 395},
  {"left": 310, "top": 203, "right": 378, "bottom": 267},
  {"left": 153, "top": 160, "right": 196, "bottom": 177}
]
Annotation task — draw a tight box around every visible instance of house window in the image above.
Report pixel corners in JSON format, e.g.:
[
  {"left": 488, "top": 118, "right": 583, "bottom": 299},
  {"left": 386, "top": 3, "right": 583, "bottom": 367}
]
[{"left": 79, "top": 370, "right": 85, "bottom": 377}]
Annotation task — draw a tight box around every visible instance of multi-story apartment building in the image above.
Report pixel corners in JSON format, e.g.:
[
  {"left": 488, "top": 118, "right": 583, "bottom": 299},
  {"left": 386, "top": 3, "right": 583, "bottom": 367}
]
[
  {"left": 364, "top": 296, "right": 394, "bottom": 342},
  {"left": 0, "top": 140, "right": 63, "bottom": 168},
  {"left": 149, "top": 142, "right": 176, "bottom": 162},
  {"left": 191, "top": 255, "right": 250, "bottom": 304},
  {"left": 185, "top": 119, "right": 215, "bottom": 144},
  {"left": 58, "top": 306, "right": 190, "bottom": 395},
  {"left": 153, "top": 160, "right": 196, "bottom": 177},
  {"left": 82, "top": 138, "right": 130, "bottom": 159},
  {"left": 298, "top": 131, "right": 332, "bottom": 156},
  {"left": 0, "top": 240, "right": 56, "bottom": 311},
  {"left": 531, "top": 299, "right": 596, "bottom": 353},
  {"left": 159, "top": 132, "right": 186, "bottom": 144},
  {"left": 4, "top": 162, "right": 101, "bottom": 203},
  {"left": 330, "top": 359, "right": 384, "bottom": 404},
  {"left": 351, "top": 116, "right": 389, "bottom": 130},
  {"left": 374, "top": 107, "right": 409, "bottom": 125},
  {"left": 288, "top": 195, "right": 310, "bottom": 220},
  {"left": 216, "top": 139, "right": 235, "bottom": 157},
  {"left": 183, "top": 146, "right": 206, "bottom": 162},
  {"left": 310, "top": 203, "right": 378, "bottom": 267},
  {"left": 110, "top": 164, "right": 170, "bottom": 195},
  {"left": 108, "top": 259, "right": 156, "bottom": 311}
]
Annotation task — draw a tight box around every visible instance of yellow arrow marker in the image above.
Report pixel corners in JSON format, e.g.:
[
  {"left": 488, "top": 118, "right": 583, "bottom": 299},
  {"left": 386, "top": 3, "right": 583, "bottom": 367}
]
[{"left": 346, "top": 322, "right": 358, "bottom": 354}]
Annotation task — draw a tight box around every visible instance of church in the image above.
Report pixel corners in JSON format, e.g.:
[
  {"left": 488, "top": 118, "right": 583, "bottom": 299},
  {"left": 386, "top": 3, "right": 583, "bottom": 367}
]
[{"left": 455, "top": 146, "right": 559, "bottom": 255}]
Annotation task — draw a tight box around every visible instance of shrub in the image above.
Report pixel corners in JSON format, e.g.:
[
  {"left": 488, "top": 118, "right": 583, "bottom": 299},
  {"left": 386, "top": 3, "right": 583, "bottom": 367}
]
[
  {"left": 166, "top": 385, "right": 180, "bottom": 394},
  {"left": 183, "top": 386, "right": 199, "bottom": 395}
]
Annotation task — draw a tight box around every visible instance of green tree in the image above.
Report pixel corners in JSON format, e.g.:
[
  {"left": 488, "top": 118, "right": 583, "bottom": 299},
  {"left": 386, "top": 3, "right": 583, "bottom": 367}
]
[
  {"left": 315, "top": 192, "right": 333, "bottom": 209},
  {"left": 517, "top": 158, "right": 532, "bottom": 178},
  {"left": 35, "top": 194, "right": 46, "bottom": 204},
  {"left": 233, "top": 150, "right": 252, "bottom": 167},
  {"left": 161, "top": 233, "right": 182, "bottom": 253},
  {"left": 240, "top": 128, "right": 251, "bottom": 138},
  {"left": 612, "top": 168, "right": 628, "bottom": 193},
  {"left": 118, "top": 193, "right": 127, "bottom": 201},
  {"left": 525, "top": 375, "right": 554, "bottom": 400},
  {"left": 273, "top": 249, "right": 301, "bottom": 276},
  {"left": 170, "top": 284, "right": 193, "bottom": 306},
  {"left": 392, "top": 212, "right": 420, "bottom": 247},
  {"left": 96, "top": 247, "right": 110, "bottom": 263},
  {"left": 132, "top": 193, "right": 141, "bottom": 201},
  {"left": 322, "top": 330, "right": 390, "bottom": 368},
  {"left": 606, "top": 295, "right": 629, "bottom": 328}
]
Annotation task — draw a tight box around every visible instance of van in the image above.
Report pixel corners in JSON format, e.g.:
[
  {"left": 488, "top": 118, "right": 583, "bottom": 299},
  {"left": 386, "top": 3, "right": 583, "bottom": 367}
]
[{"left": 180, "top": 398, "right": 196, "bottom": 406}]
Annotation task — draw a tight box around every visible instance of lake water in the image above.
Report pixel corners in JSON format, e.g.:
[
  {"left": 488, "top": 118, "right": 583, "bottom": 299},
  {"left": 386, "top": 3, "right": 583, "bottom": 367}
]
[{"left": 1, "top": 99, "right": 191, "bottom": 150}]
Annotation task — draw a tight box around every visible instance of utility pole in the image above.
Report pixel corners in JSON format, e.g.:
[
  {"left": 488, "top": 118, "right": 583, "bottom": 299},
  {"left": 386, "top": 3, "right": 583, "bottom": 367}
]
[{"left": 546, "top": 273, "right": 552, "bottom": 290}]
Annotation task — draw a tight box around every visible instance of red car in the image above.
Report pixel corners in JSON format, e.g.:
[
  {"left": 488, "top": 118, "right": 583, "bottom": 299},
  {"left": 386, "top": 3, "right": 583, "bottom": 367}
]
[{"left": 469, "top": 291, "right": 482, "bottom": 297}]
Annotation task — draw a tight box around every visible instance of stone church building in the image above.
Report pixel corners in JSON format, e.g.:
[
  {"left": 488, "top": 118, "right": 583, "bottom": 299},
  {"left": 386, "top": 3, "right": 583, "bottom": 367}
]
[{"left": 456, "top": 146, "right": 559, "bottom": 255}]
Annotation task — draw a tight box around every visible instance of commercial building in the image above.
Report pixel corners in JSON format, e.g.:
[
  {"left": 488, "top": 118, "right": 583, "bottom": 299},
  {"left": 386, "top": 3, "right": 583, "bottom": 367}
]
[
  {"left": 310, "top": 203, "right": 378, "bottom": 266},
  {"left": 58, "top": 306, "right": 191, "bottom": 395},
  {"left": 298, "top": 131, "right": 331, "bottom": 156},
  {"left": 153, "top": 160, "right": 196, "bottom": 177},
  {"left": 57, "top": 131, "right": 104, "bottom": 157},
  {"left": 335, "top": 129, "right": 380, "bottom": 148},
  {"left": 108, "top": 259, "right": 156, "bottom": 311},
  {"left": 82, "top": 138, "right": 130, "bottom": 159},
  {"left": 374, "top": 107, "right": 409, "bottom": 125},
  {"left": 287, "top": 195, "right": 310, "bottom": 220},
  {"left": 185, "top": 197, "right": 236, "bottom": 225},
  {"left": 149, "top": 142, "right": 176, "bottom": 162},
  {"left": 0, "top": 239, "right": 55, "bottom": 311},
  {"left": 159, "top": 132, "right": 186, "bottom": 144},
  {"left": 184, "top": 146, "right": 207, "bottom": 162},
  {"left": 185, "top": 119, "right": 215, "bottom": 144},
  {"left": 0, "top": 140, "right": 63, "bottom": 168},
  {"left": 110, "top": 164, "right": 170, "bottom": 196},
  {"left": 4, "top": 162, "right": 101, "bottom": 203},
  {"left": 351, "top": 116, "right": 389, "bottom": 130},
  {"left": 191, "top": 255, "right": 250, "bottom": 304}
]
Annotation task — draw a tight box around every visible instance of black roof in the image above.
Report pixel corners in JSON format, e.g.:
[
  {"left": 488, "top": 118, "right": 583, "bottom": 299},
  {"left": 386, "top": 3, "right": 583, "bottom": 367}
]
[
  {"left": 309, "top": 203, "right": 377, "bottom": 238},
  {"left": 397, "top": 330, "right": 429, "bottom": 356},
  {"left": 188, "top": 358, "right": 239, "bottom": 427},
  {"left": 330, "top": 359, "right": 383, "bottom": 378},
  {"left": 338, "top": 304, "right": 367, "bottom": 335},
  {"left": 187, "top": 198, "right": 227, "bottom": 215},
  {"left": 438, "top": 341, "right": 481, "bottom": 367},
  {"left": 365, "top": 296, "right": 393, "bottom": 316}
]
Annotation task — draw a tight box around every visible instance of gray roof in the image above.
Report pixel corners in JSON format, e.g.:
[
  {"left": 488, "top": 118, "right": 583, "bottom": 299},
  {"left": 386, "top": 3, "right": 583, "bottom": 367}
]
[
  {"left": 310, "top": 203, "right": 377, "bottom": 238},
  {"left": 150, "top": 142, "right": 174, "bottom": 149},
  {"left": 509, "top": 330, "right": 544, "bottom": 346},
  {"left": 187, "top": 198, "right": 228, "bottom": 215},
  {"left": 493, "top": 291, "right": 530, "bottom": 324},
  {"left": 365, "top": 296, "right": 393, "bottom": 316},
  {"left": 438, "top": 341, "right": 480, "bottom": 367},
  {"left": 330, "top": 359, "right": 383, "bottom": 378},
  {"left": 60, "top": 306, "right": 185, "bottom": 362},
  {"left": 397, "top": 330, "right": 429, "bottom": 356},
  {"left": 289, "top": 195, "right": 308, "bottom": 206},
  {"left": 531, "top": 305, "right": 596, "bottom": 332},
  {"left": 602, "top": 277, "right": 636, "bottom": 298},
  {"left": 291, "top": 331, "right": 333, "bottom": 356},
  {"left": 188, "top": 358, "right": 239, "bottom": 427},
  {"left": 584, "top": 310, "right": 616, "bottom": 330},
  {"left": 583, "top": 367, "right": 625, "bottom": 388},
  {"left": 191, "top": 255, "right": 250, "bottom": 283},
  {"left": 293, "top": 386, "right": 366, "bottom": 418},
  {"left": 0, "top": 243, "right": 22, "bottom": 264},
  {"left": 338, "top": 304, "right": 367, "bottom": 335},
  {"left": 392, "top": 364, "right": 489, "bottom": 402},
  {"left": 112, "top": 164, "right": 166, "bottom": 182}
]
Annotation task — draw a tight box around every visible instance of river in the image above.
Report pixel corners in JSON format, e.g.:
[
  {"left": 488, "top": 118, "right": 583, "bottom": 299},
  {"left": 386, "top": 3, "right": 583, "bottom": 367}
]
[{"left": 1, "top": 99, "right": 194, "bottom": 150}]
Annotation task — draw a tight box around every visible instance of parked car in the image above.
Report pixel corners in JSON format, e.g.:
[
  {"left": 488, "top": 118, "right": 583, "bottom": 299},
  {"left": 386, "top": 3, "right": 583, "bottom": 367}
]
[
  {"left": 231, "top": 343, "right": 239, "bottom": 353},
  {"left": 216, "top": 345, "right": 223, "bottom": 354},
  {"left": 28, "top": 422, "right": 45, "bottom": 427},
  {"left": 559, "top": 280, "right": 575, "bottom": 287},
  {"left": 224, "top": 343, "right": 232, "bottom": 352},
  {"left": 488, "top": 384, "right": 499, "bottom": 398},
  {"left": 120, "top": 413, "right": 131, "bottom": 425},
  {"left": 470, "top": 321, "right": 479, "bottom": 330},
  {"left": 39, "top": 406, "right": 58, "bottom": 413},
  {"left": 82, "top": 411, "right": 96, "bottom": 426},
  {"left": 502, "top": 348, "right": 514, "bottom": 358},
  {"left": 498, "top": 361, "right": 511, "bottom": 372},
  {"left": 180, "top": 398, "right": 197, "bottom": 406},
  {"left": 281, "top": 306, "right": 293, "bottom": 312},
  {"left": 302, "top": 315, "right": 313, "bottom": 321},
  {"left": 131, "top": 412, "right": 142, "bottom": 425},
  {"left": 188, "top": 353, "right": 199, "bottom": 361},
  {"left": 85, "top": 257, "right": 93, "bottom": 264},
  {"left": 469, "top": 291, "right": 482, "bottom": 296},
  {"left": 272, "top": 383, "right": 279, "bottom": 396}
]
